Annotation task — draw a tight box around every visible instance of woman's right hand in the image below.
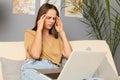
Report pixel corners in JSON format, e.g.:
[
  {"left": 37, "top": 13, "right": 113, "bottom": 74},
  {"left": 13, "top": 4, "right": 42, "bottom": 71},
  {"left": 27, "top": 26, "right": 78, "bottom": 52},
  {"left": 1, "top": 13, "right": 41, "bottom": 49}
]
[{"left": 37, "top": 14, "right": 46, "bottom": 31}]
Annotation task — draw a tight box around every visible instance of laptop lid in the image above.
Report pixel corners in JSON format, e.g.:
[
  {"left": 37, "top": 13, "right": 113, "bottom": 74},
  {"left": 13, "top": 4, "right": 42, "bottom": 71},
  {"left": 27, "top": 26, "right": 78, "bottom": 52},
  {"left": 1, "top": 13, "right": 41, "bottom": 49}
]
[
  {"left": 39, "top": 50, "right": 106, "bottom": 80},
  {"left": 57, "top": 50, "right": 106, "bottom": 80}
]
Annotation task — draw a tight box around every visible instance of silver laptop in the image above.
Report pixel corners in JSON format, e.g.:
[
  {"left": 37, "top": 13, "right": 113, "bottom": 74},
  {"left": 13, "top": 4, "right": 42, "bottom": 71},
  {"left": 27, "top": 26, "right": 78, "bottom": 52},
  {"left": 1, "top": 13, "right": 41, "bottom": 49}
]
[{"left": 38, "top": 50, "right": 106, "bottom": 80}]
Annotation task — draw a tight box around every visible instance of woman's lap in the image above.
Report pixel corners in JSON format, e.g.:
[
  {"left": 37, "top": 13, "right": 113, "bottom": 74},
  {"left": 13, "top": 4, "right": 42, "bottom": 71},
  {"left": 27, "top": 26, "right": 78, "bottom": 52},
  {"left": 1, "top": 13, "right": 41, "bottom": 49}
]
[{"left": 21, "top": 59, "right": 58, "bottom": 80}]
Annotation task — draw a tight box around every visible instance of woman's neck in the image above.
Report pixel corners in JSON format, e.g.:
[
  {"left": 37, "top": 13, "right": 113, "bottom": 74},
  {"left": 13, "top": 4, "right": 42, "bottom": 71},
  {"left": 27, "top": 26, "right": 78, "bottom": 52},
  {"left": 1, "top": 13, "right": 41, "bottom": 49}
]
[{"left": 42, "top": 29, "right": 53, "bottom": 38}]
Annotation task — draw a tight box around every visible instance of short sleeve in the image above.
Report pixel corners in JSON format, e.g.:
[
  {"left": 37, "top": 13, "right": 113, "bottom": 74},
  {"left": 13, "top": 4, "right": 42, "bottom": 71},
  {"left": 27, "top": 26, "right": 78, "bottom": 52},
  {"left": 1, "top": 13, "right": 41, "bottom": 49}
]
[{"left": 24, "top": 30, "right": 36, "bottom": 51}]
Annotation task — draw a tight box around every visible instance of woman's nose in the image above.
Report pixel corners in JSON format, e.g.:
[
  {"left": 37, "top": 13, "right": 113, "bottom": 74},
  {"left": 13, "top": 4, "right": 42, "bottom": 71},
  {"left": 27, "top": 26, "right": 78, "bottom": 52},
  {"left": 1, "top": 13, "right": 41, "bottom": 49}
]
[{"left": 50, "top": 18, "right": 55, "bottom": 23}]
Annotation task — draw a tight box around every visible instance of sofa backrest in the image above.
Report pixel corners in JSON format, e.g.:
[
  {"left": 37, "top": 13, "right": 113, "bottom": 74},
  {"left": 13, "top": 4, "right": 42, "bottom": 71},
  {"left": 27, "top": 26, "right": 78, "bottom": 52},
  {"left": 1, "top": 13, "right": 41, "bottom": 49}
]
[{"left": 0, "top": 41, "right": 26, "bottom": 60}]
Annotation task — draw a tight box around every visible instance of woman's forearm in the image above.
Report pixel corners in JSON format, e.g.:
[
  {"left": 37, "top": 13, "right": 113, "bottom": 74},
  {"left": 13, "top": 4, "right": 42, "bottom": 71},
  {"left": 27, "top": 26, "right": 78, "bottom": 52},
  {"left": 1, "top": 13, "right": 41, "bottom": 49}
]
[
  {"left": 28, "top": 30, "right": 42, "bottom": 59},
  {"left": 60, "top": 31, "right": 72, "bottom": 58}
]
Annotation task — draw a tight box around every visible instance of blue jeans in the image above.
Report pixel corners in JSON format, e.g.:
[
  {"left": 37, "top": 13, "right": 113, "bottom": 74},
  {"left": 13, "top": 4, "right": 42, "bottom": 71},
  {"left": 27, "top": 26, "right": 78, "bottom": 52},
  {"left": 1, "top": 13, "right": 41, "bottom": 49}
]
[{"left": 21, "top": 59, "right": 58, "bottom": 80}]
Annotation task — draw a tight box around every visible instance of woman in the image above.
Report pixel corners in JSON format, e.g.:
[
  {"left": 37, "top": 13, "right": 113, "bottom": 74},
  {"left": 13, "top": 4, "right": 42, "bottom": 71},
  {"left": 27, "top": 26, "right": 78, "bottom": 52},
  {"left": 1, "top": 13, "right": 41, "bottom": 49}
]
[{"left": 21, "top": 3, "right": 72, "bottom": 80}]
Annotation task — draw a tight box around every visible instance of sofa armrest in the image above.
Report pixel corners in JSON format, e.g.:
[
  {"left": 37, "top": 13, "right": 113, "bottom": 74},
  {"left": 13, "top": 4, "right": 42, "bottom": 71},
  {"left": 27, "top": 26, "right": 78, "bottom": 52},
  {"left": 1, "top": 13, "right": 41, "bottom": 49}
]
[{"left": 0, "top": 41, "right": 26, "bottom": 60}]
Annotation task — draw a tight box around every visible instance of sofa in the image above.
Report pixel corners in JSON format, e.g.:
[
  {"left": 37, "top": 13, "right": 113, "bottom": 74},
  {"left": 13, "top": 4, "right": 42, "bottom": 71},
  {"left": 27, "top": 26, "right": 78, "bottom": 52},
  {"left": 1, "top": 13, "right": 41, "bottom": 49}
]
[{"left": 0, "top": 40, "right": 119, "bottom": 80}]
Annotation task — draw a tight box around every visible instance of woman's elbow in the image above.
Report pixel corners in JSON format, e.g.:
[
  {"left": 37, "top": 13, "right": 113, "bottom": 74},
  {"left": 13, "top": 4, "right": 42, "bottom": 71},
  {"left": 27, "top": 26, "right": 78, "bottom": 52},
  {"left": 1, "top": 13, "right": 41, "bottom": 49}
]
[
  {"left": 31, "top": 53, "right": 40, "bottom": 59},
  {"left": 29, "top": 50, "right": 41, "bottom": 59},
  {"left": 63, "top": 51, "right": 72, "bottom": 59}
]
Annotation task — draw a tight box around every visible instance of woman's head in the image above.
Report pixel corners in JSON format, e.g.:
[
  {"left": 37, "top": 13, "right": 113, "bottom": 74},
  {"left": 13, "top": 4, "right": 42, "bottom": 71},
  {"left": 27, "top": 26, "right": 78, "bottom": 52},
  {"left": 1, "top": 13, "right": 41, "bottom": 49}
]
[{"left": 33, "top": 3, "right": 59, "bottom": 38}]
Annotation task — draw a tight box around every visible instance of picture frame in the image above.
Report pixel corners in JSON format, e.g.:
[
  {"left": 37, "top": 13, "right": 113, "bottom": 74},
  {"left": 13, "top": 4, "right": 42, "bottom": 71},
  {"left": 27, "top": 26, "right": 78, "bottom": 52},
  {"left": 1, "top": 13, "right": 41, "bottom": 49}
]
[
  {"left": 13, "top": 0, "right": 35, "bottom": 15},
  {"left": 65, "top": 0, "right": 83, "bottom": 17}
]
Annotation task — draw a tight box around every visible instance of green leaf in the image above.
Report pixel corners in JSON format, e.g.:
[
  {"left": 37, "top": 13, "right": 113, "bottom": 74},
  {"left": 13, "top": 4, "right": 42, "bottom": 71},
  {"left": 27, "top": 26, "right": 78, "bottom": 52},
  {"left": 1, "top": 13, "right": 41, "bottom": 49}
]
[{"left": 105, "top": 0, "right": 111, "bottom": 21}]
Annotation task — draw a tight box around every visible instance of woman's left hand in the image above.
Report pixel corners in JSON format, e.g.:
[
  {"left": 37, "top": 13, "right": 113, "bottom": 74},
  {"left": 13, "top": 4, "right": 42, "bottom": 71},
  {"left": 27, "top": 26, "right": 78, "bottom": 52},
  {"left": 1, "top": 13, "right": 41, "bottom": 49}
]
[{"left": 55, "top": 16, "right": 64, "bottom": 33}]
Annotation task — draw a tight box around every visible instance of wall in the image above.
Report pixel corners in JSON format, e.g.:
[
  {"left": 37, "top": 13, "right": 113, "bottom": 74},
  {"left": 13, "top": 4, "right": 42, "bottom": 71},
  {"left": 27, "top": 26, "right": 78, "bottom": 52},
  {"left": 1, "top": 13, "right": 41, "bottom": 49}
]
[
  {"left": 0, "top": 0, "right": 120, "bottom": 75},
  {"left": 0, "top": 0, "right": 38, "bottom": 41},
  {"left": 0, "top": 0, "right": 88, "bottom": 41}
]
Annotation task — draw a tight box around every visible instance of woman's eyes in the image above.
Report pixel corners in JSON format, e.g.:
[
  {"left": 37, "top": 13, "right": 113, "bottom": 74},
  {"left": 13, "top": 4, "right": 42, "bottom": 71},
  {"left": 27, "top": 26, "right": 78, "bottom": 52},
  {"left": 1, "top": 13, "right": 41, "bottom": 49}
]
[
  {"left": 47, "top": 17, "right": 51, "bottom": 19},
  {"left": 46, "top": 17, "right": 56, "bottom": 20},
  {"left": 53, "top": 18, "right": 56, "bottom": 20}
]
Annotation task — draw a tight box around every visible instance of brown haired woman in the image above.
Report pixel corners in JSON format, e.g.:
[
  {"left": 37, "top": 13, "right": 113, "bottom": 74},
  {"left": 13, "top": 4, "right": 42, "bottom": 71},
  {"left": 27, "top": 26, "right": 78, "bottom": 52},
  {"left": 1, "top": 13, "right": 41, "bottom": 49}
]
[{"left": 21, "top": 3, "right": 72, "bottom": 80}]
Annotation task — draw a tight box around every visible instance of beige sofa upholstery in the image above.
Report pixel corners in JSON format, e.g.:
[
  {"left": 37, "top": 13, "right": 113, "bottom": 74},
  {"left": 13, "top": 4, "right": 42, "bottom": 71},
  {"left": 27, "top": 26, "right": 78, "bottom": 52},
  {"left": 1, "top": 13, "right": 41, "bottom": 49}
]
[
  {"left": 0, "top": 42, "right": 26, "bottom": 80},
  {"left": 0, "top": 40, "right": 119, "bottom": 80}
]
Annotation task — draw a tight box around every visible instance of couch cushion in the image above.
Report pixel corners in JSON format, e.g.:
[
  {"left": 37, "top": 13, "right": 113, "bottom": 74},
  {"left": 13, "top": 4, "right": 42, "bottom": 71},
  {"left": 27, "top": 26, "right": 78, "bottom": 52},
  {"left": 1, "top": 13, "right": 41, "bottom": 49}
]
[
  {"left": 0, "top": 57, "right": 24, "bottom": 80},
  {"left": 0, "top": 41, "right": 26, "bottom": 60}
]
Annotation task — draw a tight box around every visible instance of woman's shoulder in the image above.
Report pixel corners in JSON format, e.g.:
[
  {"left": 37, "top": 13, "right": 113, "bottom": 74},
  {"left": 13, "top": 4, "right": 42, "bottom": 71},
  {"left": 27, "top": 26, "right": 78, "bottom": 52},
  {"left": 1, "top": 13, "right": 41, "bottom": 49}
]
[
  {"left": 24, "top": 29, "right": 36, "bottom": 39},
  {"left": 25, "top": 29, "right": 35, "bottom": 32},
  {"left": 25, "top": 29, "right": 36, "bottom": 34}
]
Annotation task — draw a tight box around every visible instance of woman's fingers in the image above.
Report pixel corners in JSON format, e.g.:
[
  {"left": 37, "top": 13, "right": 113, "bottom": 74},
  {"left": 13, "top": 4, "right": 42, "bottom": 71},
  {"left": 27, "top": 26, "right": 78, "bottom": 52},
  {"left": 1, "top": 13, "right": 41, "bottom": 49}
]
[
  {"left": 37, "top": 14, "right": 46, "bottom": 31},
  {"left": 55, "top": 16, "right": 63, "bottom": 33},
  {"left": 41, "top": 14, "right": 46, "bottom": 20}
]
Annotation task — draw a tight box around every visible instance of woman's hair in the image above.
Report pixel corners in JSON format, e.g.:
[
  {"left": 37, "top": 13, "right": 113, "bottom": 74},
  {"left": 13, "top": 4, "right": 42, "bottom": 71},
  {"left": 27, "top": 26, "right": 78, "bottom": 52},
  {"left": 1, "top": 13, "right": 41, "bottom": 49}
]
[{"left": 32, "top": 3, "right": 59, "bottom": 38}]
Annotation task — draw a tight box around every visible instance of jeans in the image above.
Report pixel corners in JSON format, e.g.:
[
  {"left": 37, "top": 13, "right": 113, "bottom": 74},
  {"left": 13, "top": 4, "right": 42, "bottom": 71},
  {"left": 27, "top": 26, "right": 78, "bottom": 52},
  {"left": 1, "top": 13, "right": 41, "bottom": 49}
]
[{"left": 21, "top": 59, "right": 58, "bottom": 80}]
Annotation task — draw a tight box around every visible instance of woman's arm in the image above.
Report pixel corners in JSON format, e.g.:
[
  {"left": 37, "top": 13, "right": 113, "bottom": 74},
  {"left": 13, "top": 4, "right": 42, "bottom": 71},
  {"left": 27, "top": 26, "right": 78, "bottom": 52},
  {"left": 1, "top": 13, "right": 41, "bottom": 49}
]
[
  {"left": 27, "top": 15, "right": 45, "bottom": 59},
  {"left": 60, "top": 31, "right": 72, "bottom": 58},
  {"left": 55, "top": 17, "right": 72, "bottom": 58}
]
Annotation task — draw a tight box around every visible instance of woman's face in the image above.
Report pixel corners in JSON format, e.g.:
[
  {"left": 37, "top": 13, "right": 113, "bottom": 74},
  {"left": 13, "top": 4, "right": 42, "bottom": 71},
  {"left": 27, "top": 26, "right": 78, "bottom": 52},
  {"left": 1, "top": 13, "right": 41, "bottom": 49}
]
[{"left": 44, "top": 9, "right": 57, "bottom": 30}]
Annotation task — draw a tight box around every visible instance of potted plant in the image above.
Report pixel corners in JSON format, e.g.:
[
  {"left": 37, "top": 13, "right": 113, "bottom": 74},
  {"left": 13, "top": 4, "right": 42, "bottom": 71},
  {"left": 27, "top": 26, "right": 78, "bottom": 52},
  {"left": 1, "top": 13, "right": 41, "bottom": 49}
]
[
  {"left": 77, "top": 0, "right": 120, "bottom": 57},
  {"left": 105, "top": 0, "right": 120, "bottom": 57}
]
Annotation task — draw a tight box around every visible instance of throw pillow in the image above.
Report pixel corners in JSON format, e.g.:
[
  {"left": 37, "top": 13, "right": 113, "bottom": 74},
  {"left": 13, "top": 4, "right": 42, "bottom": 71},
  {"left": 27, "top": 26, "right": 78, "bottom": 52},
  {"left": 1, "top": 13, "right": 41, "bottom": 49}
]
[{"left": 0, "top": 57, "right": 24, "bottom": 80}]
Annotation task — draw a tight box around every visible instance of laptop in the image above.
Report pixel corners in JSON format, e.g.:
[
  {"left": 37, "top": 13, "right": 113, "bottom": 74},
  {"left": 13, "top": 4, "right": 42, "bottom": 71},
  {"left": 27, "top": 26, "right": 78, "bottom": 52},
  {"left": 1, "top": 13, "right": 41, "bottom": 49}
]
[{"left": 38, "top": 50, "right": 106, "bottom": 80}]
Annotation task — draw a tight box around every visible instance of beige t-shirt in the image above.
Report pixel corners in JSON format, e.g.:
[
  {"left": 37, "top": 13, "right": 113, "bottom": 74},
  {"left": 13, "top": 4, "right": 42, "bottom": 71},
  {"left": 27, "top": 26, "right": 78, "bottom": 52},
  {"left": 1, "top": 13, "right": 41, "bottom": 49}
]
[{"left": 24, "top": 29, "right": 63, "bottom": 65}]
